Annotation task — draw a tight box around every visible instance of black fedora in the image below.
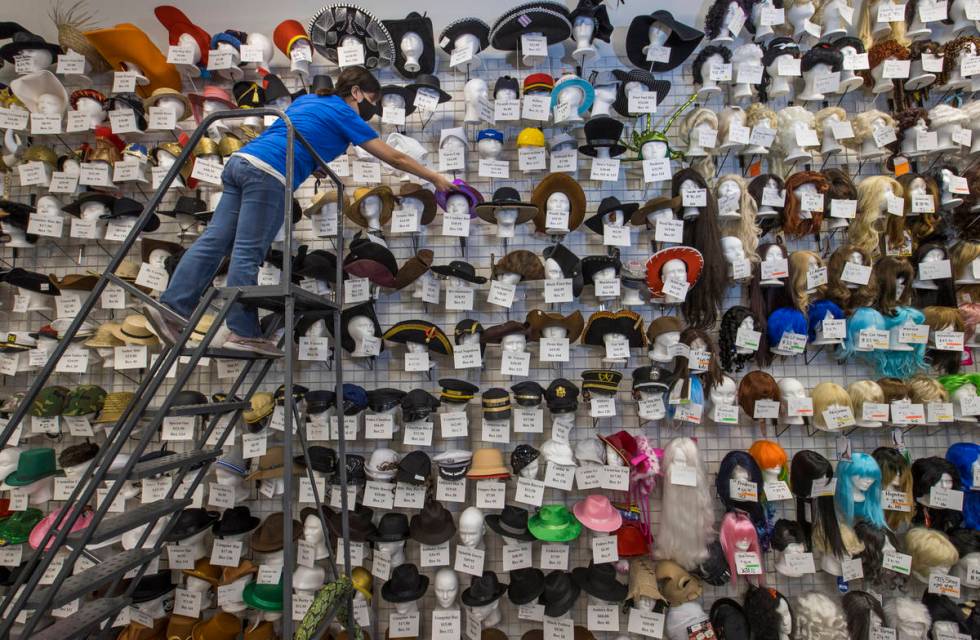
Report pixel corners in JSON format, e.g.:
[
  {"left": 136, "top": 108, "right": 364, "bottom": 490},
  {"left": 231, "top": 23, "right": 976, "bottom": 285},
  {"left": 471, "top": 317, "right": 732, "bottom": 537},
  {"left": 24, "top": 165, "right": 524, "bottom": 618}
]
[
  {"left": 325, "top": 504, "right": 376, "bottom": 542},
  {"left": 539, "top": 570, "right": 581, "bottom": 618},
  {"left": 211, "top": 506, "right": 260, "bottom": 537},
  {"left": 128, "top": 570, "right": 175, "bottom": 604},
  {"left": 486, "top": 504, "right": 536, "bottom": 542},
  {"left": 507, "top": 567, "right": 546, "bottom": 605},
  {"left": 626, "top": 11, "right": 705, "bottom": 72},
  {"left": 572, "top": 562, "right": 628, "bottom": 603},
  {"left": 381, "top": 564, "right": 429, "bottom": 603},
  {"left": 164, "top": 508, "right": 219, "bottom": 542},
  {"left": 409, "top": 499, "right": 456, "bottom": 545},
  {"left": 579, "top": 116, "right": 627, "bottom": 158},
  {"left": 461, "top": 570, "right": 508, "bottom": 607},
  {"left": 367, "top": 512, "right": 410, "bottom": 543},
  {"left": 584, "top": 197, "right": 640, "bottom": 234},
  {"left": 474, "top": 187, "right": 538, "bottom": 225},
  {"left": 295, "top": 250, "right": 343, "bottom": 282},
  {"left": 430, "top": 260, "right": 487, "bottom": 285}
]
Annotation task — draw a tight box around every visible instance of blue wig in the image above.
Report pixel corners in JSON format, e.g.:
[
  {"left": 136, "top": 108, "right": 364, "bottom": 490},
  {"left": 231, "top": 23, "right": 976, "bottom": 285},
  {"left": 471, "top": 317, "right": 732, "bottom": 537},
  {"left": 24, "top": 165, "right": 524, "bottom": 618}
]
[
  {"left": 835, "top": 452, "right": 887, "bottom": 529},
  {"left": 946, "top": 442, "right": 980, "bottom": 530},
  {"left": 767, "top": 307, "right": 807, "bottom": 352},
  {"left": 807, "top": 299, "right": 844, "bottom": 342},
  {"left": 839, "top": 307, "right": 886, "bottom": 369},
  {"left": 668, "top": 375, "right": 704, "bottom": 419},
  {"left": 879, "top": 306, "right": 927, "bottom": 379}
]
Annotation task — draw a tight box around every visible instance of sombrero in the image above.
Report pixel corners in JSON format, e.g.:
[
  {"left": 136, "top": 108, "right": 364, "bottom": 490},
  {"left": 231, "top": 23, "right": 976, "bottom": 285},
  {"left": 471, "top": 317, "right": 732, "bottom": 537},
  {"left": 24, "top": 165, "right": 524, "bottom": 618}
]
[
  {"left": 645, "top": 246, "right": 704, "bottom": 296},
  {"left": 307, "top": 4, "right": 395, "bottom": 69},
  {"left": 489, "top": 2, "right": 572, "bottom": 51}
]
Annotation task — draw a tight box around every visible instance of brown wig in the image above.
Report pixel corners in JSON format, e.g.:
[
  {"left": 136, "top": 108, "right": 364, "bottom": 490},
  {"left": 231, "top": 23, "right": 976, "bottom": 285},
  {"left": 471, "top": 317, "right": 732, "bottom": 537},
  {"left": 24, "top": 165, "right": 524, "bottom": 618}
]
[
  {"left": 940, "top": 36, "right": 980, "bottom": 85},
  {"left": 951, "top": 240, "right": 980, "bottom": 279},
  {"left": 903, "top": 174, "right": 944, "bottom": 242},
  {"left": 674, "top": 168, "right": 727, "bottom": 328},
  {"left": 876, "top": 377, "right": 912, "bottom": 403},
  {"left": 873, "top": 256, "right": 914, "bottom": 316},
  {"left": 923, "top": 305, "right": 966, "bottom": 374},
  {"left": 673, "top": 326, "right": 724, "bottom": 392},
  {"left": 783, "top": 171, "right": 830, "bottom": 238},
  {"left": 826, "top": 244, "right": 878, "bottom": 311},
  {"left": 748, "top": 173, "right": 786, "bottom": 236},
  {"left": 737, "top": 370, "right": 781, "bottom": 423},
  {"left": 872, "top": 446, "right": 913, "bottom": 529},
  {"left": 863, "top": 40, "right": 911, "bottom": 88},
  {"left": 894, "top": 107, "right": 931, "bottom": 156}
]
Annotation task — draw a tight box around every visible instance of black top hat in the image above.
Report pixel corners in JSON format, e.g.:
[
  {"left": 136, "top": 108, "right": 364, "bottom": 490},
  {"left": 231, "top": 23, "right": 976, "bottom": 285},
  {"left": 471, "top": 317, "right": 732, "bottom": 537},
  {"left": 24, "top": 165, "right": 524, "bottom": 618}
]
[
  {"left": 546, "top": 379, "right": 579, "bottom": 414},
  {"left": 540, "top": 570, "right": 581, "bottom": 617},
  {"left": 396, "top": 450, "right": 431, "bottom": 485},
  {"left": 438, "top": 17, "right": 490, "bottom": 54},
  {"left": 489, "top": 3, "right": 572, "bottom": 51},
  {"left": 584, "top": 196, "right": 640, "bottom": 234},
  {"left": 474, "top": 187, "right": 538, "bottom": 225},
  {"left": 401, "top": 389, "right": 441, "bottom": 422},
  {"left": 304, "top": 390, "right": 336, "bottom": 415},
  {"left": 158, "top": 195, "right": 208, "bottom": 218},
  {"left": 211, "top": 505, "right": 261, "bottom": 537},
  {"left": 579, "top": 116, "right": 627, "bottom": 158},
  {"left": 129, "top": 571, "right": 175, "bottom": 604},
  {"left": 381, "top": 564, "right": 429, "bottom": 603},
  {"left": 0, "top": 268, "right": 60, "bottom": 295},
  {"left": 367, "top": 388, "right": 406, "bottom": 413},
  {"left": 510, "top": 445, "right": 540, "bottom": 476},
  {"left": 626, "top": 11, "right": 704, "bottom": 71},
  {"left": 511, "top": 381, "right": 545, "bottom": 407},
  {"left": 572, "top": 562, "right": 628, "bottom": 603},
  {"left": 581, "top": 248, "right": 622, "bottom": 285},
  {"left": 367, "top": 512, "right": 410, "bottom": 542},
  {"left": 409, "top": 499, "right": 456, "bottom": 545},
  {"left": 294, "top": 445, "right": 337, "bottom": 475},
  {"left": 611, "top": 69, "right": 671, "bottom": 118},
  {"left": 325, "top": 504, "right": 376, "bottom": 542},
  {"left": 581, "top": 369, "right": 624, "bottom": 395},
  {"left": 632, "top": 366, "right": 672, "bottom": 392},
  {"left": 295, "top": 250, "right": 343, "bottom": 282},
  {"left": 383, "top": 12, "right": 435, "bottom": 79},
  {"left": 481, "top": 388, "right": 511, "bottom": 421},
  {"left": 439, "top": 379, "right": 479, "bottom": 404},
  {"left": 494, "top": 76, "right": 519, "bottom": 98},
  {"left": 486, "top": 504, "right": 536, "bottom": 542},
  {"left": 461, "top": 570, "right": 508, "bottom": 607},
  {"left": 542, "top": 244, "right": 584, "bottom": 297},
  {"left": 329, "top": 301, "right": 383, "bottom": 355},
  {"left": 0, "top": 28, "right": 61, "bottom": 62},
  {"left": 430, "top": 260, "right": 487, "bottom": 284},
  {"left": 164, "top": 508, "right": 219, "bottom": 542},
  {"left": 330, "top": 454, "right": 366, "bottom": 486},
  {"left": 508, "top": 567, "right": 546, "bottom": 605},
  {"left": 406, "top": 73, "right": 451, "bottom": 103}
]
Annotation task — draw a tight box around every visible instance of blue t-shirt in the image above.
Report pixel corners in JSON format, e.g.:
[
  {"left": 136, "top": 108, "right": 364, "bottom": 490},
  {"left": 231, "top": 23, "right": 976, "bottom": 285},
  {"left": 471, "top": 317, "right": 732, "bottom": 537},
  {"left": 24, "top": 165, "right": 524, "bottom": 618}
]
[{"left": 240, "top": 94, "right": 378, "bottom": 189}]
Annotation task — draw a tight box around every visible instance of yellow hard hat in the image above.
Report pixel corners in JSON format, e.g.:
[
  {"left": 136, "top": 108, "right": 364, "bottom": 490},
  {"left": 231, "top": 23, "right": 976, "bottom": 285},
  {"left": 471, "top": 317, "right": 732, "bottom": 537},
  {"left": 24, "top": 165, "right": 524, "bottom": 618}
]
[{"left": 517, "top": 127, "right": 545, "bottom": 148}]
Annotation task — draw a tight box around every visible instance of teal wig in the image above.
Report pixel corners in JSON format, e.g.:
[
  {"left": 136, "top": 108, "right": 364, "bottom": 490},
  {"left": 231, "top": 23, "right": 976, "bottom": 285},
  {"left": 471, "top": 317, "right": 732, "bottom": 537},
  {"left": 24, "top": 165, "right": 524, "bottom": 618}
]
[
  {"left": 835, "top": 452, "right": 887, "bottom": 529},
  {"left": 879, "top": 306, "right": 927, "bottom": 378},
  {"left": 839, "top": 307, "right": 887, "bottom": 370}
]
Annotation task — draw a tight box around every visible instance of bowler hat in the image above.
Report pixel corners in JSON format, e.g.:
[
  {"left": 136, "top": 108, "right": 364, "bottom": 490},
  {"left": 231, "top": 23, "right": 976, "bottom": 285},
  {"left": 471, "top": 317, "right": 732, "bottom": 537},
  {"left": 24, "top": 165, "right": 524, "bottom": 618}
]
[{"left": 212, "top": 506, "right": 261, "bottom": 537}]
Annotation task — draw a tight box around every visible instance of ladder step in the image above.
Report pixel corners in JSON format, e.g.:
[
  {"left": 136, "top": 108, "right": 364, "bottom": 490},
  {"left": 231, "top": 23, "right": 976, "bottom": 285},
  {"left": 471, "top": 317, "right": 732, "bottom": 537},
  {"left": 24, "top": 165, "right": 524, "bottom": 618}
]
[
  {"left": 221, "top": 283, "right": 339, "bottom": 312},
  {"left": 106, "top": 448, "right": 222, "bottom": 481},
  {"left": 30, "top": 596, "right": 131, "bottom": 640},
  {"left": 182, "top": 347, "right": 276, "bottom": 360},
  {"left": 66, "top": 499, "right": 192, "bottom": 546},
  {"left": 160, "top": 400, "right": 250, "bottom": 417},
  {"left": 27, "top": 549, "right": 159, "bottom": 608}
]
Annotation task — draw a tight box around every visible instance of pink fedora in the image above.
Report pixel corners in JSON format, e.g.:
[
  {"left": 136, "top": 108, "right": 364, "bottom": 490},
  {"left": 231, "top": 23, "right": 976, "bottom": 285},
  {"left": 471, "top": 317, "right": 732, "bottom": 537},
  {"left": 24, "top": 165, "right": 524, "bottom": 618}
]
[
  {"left": 188, "top": 86, "right": 237, "bottom": 123},
  {"left": 572, "top": 495, "right": 622, "bottom": 533},
  {"left": 29, "top": 506, "right": 94, "bottom": 550}
]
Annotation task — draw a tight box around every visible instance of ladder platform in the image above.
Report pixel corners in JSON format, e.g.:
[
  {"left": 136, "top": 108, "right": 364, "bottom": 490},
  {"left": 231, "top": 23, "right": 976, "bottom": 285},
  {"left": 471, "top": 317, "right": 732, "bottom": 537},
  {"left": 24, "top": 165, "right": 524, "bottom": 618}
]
[
  {"left": 67, "top": 499, "right": 192, "bottom": 546},
  {"left": 27, "top": 549, "right": 159, "bottom": 608},
  {"left": 221, "top": 284, "right": 339, "bottom": 312},
  {"left": 157, "top": 400, "right": 250, "bottom": 416},
  {"left": 30, "top": 596, "right": 131, "bottom": 640},
  {"left": 106, "top": 448, "right": 222, "bottom": 481}
]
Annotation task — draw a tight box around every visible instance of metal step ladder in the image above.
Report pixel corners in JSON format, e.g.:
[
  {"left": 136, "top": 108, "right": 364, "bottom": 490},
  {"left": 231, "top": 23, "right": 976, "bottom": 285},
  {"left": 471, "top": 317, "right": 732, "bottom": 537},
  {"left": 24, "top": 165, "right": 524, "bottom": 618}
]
[{"left": 0, "top": 108, "right": 357, "bottom": 640}]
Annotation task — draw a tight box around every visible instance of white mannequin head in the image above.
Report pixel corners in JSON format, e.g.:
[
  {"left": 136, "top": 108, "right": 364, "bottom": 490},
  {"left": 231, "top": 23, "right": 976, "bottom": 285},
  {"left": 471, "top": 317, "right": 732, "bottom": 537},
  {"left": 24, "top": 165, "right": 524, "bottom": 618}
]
[
  {"left": 721, "top": 236, "right": 746, "bottom": 265},
  {"left": 477, "top": 138, "right": 503, "bottom": 161},
  {"left": 446, "top": 193, "right": 470, "bottom": 217},
  {"left": 245, "top": 33, "right": 273, "bottom": 67},
  {"left": 35, "top": 195, "right": 61, "bottom": 217},
  {"left": 500, "top": 333, "right": 526, "bottom": 353},
  {"left": 434, "top": 568, "right": 459, "bottom": 609},
  {"left": 592, "top": 82, "right": 617, "bottom": 116},
  {"left": 546, "top": 193, "right": 571, "bottom": 233},
  {"left": 541, "top": 326, "right": 568, "bottom": 340},
  {"left": 359, "top": 195, "right": 383, "bottom": 230},
  {"left": 177, "top": 33, "right": 203, "bottom": 63},
  {"left": 75, "top": 96, "right": 105, "bottom": 128},
  {"left": 463, "top": 79, "right": 488, "bottom": 123},
  {"left": 394, "top": 600, "right": 419, "bottom": 615},
  {"left": 650, "top": 330, "right": 680, "bottom": 361},
  {"left": 376, "top": 540, "right": 406, "bottom": 567},
  {"left": 710, "top": 376, "right": 737, "bottom": 415},
  {"left": 399, "top": 33, "right": 424, "bottom": 72},
  {"left": 518, "top": 458, "right": 539, "bottom": 479},
  {"left": 17, "top": 48, "right": 54, "bottom": 71},
  {"left": 778, "top": 377, "right": 806, "bottom": 425},
  {"left": 458, "top": 507, "right": 485, "bottom": 548}
]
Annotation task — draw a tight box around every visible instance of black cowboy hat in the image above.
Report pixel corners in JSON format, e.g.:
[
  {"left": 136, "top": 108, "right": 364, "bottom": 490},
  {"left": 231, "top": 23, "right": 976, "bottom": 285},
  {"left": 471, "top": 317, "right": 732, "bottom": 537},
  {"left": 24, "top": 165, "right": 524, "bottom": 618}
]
[
  {"left": 461, "top": 571, "right": 508, "bottom": 607},
  {"left": 438, "top": 17, "right": 490, "bottom": 54},
  {"left": 381, "top": 84, "right": 417, "bottom": 116},
  {"left": 584, "top": 197, "right": 640, "bottom": 234},
  {"left": 430, "top": 260, "right": 487, "bottom": 284},
  {"left": 406, "top": 73, "right": 451, "bottom": 103},
  {"left": 381, "top": 564, "right": 429, "bottom": 603},
  {"left": 409, "top": 499, "right": 456, "bottom": 545},
  {"left": 211, "top": 505, "right": 261, "bottom": 537},
  {"left": 61, "top": 191, "right": 116, "bottom": 217},
  {"left": 508, "top": 567, "right": 546, "bottom": 605},
  {"left": 572, "top": 562, "right": 628, "bottom": 603},
  {"left": 486, "top": 504, "right": 536, "bottom": 542},
  {"left": 579, "top": 116, "right": 628, "bottom": 158},
  {"left": 489, "top": 3, "right": 572, "bottom": 51},
  {"left": 128, "top": 571, "right": 175, "bottom": 604},
  {"left": 164, "top": 508, "right": 219, "bottom": 542},
  {"left": 157, "top": 195, "right": 207, "bottom": 218},
  {"left": 539, "top": 570, "right": 581, "bottom": 617},
  {"left": 581, "top": 248, "right": 622, "bottom": 285},
  {"left": 367, "top": 512, "right": 410, "bottom": 543},
  {"left": 401, "top": 388, "right": 441, "bottom": 423},
  {"left": 626, "top": 11, "right": 705, "bottom": 72},
  {"left": 474, "top": 187, "right": 538, "bottom": 225},
  {"left": 325, "top": 504, "right": 376, "bottom": 542},
  {"left": 611, "top": 69, "right": 671, "bottom": 118},
  {"left": 383, "top": 12, "right": 435, "bottom": 79}
]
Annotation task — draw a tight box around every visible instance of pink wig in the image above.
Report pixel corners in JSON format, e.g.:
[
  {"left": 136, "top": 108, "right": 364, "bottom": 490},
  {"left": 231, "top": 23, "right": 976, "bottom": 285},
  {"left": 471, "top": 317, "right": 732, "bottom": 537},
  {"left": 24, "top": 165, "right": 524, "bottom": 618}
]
[
  {"left": 959, "top": 303, "right": 980, "bottom": 341},
  {"left": 719, "top": 511, "right": 765, "bottom": 587}
]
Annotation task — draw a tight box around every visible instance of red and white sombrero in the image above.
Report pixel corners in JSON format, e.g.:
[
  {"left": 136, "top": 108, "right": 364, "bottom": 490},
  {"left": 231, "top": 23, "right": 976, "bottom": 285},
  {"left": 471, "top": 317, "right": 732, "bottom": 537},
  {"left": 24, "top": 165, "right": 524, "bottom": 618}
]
[{"left": 645, "top": 246, "right": 703, "bottom": 296}]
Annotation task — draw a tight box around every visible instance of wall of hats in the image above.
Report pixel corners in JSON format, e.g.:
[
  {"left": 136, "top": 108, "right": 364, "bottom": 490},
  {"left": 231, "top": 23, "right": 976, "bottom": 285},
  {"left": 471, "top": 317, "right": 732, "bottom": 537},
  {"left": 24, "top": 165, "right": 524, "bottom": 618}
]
[{"left": 1, "top": 1, "right": 980, "bottom": 640}]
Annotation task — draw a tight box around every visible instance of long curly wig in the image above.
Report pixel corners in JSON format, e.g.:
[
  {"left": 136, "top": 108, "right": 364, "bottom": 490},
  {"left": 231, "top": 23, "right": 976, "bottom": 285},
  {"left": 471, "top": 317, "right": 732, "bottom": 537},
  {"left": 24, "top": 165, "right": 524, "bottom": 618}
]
[
  {"left": 940, "top": 36, "right": 980, "bottom": 84},
  {"left": 705, "top": 0, "right": 749, "bottom": 38}
]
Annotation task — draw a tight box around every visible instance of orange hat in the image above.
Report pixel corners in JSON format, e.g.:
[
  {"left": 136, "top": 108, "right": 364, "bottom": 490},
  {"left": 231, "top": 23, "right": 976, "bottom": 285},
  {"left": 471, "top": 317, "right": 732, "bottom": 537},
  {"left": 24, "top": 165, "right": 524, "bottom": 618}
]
[
  {"left": 154, "top": 6, "right": 211, "bottom": 66},
  {"left": 83, "top": 23, "right": 182, "bottom": 98},
  {"left": 273, "top": 20, "right": 310, "bottom": 56}
]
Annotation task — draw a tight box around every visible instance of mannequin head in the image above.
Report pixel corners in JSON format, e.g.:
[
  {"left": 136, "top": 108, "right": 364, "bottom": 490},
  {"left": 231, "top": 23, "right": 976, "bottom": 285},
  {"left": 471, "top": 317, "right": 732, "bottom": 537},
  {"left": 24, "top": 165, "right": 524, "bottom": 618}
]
[
  {"left": 458, "top": 507, "right": 485, "bottom": 548},
  {"left": 446, "top": 193, "right": 469, "bottom": 218},
  {"left": 434, "top": 568, "right": 459, "bottom": 608}
]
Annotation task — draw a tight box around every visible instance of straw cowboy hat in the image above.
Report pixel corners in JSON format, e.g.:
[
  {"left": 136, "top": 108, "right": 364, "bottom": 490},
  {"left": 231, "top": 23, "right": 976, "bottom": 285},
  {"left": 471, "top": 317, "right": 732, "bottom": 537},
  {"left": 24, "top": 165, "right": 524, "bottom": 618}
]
[{"left": 109, "top": 315, "right": 159, "bottom": 346}]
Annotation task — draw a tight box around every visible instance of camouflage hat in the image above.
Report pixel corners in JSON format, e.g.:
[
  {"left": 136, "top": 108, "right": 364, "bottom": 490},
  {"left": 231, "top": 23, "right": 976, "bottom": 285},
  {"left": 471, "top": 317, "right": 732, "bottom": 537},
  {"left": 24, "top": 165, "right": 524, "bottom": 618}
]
[
  {"left": 62, "top": 385, "right": 107, "bottom": 417},
  {"left": 31, "top": 386, "right": 70, "bottom": 417}
]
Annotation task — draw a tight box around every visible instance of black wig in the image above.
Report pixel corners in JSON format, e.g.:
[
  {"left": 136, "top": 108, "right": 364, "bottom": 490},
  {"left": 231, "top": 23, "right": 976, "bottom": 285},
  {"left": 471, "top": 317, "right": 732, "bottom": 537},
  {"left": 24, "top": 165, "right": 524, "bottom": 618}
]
[
  {"left": 801, "top": 42, "right": 844, "bottom": 72},
  {"left": 842, "top": 591, "right": 886, "bottom": 640},
  {"left": 790, "top": 450, "right": 846, "bottom": 557},
  {"left": 716, "top": 450, "right": 770, "bottom": 547},
  {"left": 693, "top": 45, "right": 734, "bottom": 84},
  {"left": 674, "top": 168, "right": 727, "bottom": 328},
  {"left": 744, "top": 585, "right": 794, "bottom": 640}
]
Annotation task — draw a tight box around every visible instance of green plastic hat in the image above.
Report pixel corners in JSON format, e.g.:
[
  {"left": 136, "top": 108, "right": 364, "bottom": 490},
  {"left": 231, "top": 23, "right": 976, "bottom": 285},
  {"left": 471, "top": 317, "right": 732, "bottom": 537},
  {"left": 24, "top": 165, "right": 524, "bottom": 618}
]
[
  {"left": 4, "top": 448, "right": 60, "bottom": 486},
  {"left": 528, "top": 504, "right": 582, "bottom": 543},
  {"left": 242, "top": 579, "right": 283, "bottom": 611},
  {"left": 30, "top": 386, "right": 69, "bottom": 417},
  {"left": 62, "top": 385, "right": 107, "bottom": 417},
  {"left": 0, "top": 508, "right": 43, "bottom": 546}
]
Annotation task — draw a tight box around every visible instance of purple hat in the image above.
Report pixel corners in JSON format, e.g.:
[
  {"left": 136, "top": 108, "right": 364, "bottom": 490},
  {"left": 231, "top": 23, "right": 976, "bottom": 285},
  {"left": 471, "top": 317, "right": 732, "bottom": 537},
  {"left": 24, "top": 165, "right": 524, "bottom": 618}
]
[{"left": 435, "top": 179, "right": 484, "bottom": 219}]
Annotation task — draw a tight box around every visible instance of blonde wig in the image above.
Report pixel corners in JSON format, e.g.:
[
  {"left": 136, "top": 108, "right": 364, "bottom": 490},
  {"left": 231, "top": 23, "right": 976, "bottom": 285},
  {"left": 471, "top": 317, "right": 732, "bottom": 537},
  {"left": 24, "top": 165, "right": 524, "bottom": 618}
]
[
  {"left": 826, "top": 244, "right": 878, "bottom": 311},
  {"left": 745, "top": 103, "right": 777, "bottom": 131},
  {"left": 850, "top": 176, "right": 902, "bottom": 257},
  {"left": 776, "top": 106, "right": 816, "bottom": 155},
  {"left": 654, "top": 437, "right": 715, "bottom": 570},
  {"left": 905, "top": 527, "right": 959, "bottom": 577},
  {"left": 950, "top": 241, "right": 980, "bottom": 281},
  {"left": 873, "top": 256, "right": 914, "bottom": 315},
  {"left": 718, "top": 106, "right": 747, "bottom": 146},
  {"left": 783, "top": 171, "right": 830, "bottom": 238},
  {"left": 811, "top": 382, "right": 852, "bottom": 430},
  {"left": 907, "top": 375, "right": 949, "bottom": 404},
  {"left": 681, "top": 108, "right": 719, "bottom": 182},
  {"left": 717, "top": 174, "right": 761, "bottom": 263},
  {"left": 847, "top": 380, "right": 885, "bottom": 418},
  {"left": 852, "top": 110, "right": 897, "bottom": 144},
  {"left": 927, "top": 104, "right": 968, "bottom": 130},
  {"left": 814, "top": 106, "right": 850, "bottom": 149},
  {"left": 793, "top": 592, "right": 850, "bottom": 640},
  {"left": 900, "top": 174, "right": 942, "bottom": 242},
  {"left": 787, "top": 250, "right": 825, "bottom": 313},
  {"left": 857, "top": 0, "right": 909, "bottom": 50},
  {"left": 873, "top": 446, "right": 913, "bottom": 529},
  {"left": 923, "top": 305, "right": 965, "bottom": 332}
]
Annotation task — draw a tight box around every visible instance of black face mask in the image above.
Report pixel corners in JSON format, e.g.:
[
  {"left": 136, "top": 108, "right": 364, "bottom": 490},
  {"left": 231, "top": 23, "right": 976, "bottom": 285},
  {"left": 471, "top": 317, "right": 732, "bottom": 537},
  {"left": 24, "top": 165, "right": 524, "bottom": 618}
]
[{"left": 356, "top": 97, "right": 379, "bottom": 122}]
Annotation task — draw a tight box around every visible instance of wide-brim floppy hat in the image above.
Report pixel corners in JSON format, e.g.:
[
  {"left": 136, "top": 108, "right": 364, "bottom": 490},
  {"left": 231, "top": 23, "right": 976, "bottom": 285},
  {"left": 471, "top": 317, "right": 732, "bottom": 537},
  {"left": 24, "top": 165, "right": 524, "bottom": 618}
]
[
  {"left": 307, "top": 4, "right": 396, "bottom": 69},
  {"left": 343, "top": 234, "right": 398, "bottom": 288},
  {"left": 526, "top": 309, "right": 585, "bottom": 343},
  {"left": 83, "top": 23, "right": 182, "bottom": 98},
  {"left": 398, "top": 183, "right": 437, "bottom": 224},
  {"left": 645, "top": 246, "right": 704, "bottom": 296},
  {"left": 474, "top": 187, "right": 538, "bottom": 225},
  {"left": 582, "top": 309, "right": 647, "bottom": 348},
  {"left": 531, "top": 173, "right": 587, "bottom": 233},
  {"left": 154, "top": 5, "right": 211, "bottom": 65},
  {"left": 392, "top": 249, "right": 434, "bottom": 290},
  {"left": 631, "top": 195, "right": 681, "bottom": 226},
  {"left": 489, "top": 3, "right": 572, "bottom": 50},
  {"left": 435, "top": 180, "right": 484, "bottom": 218},
  {"left": 304, "top": 190, "right": 338, "bottom": 217},
  {"left": 344, "top": 185, "right": 395, "bottom": 228},
  {"left": 572, "top": 495, "right": 623, "bottom": 533},
  {"left": 627, "top": 11, "right": 705, "bottom": 72},
  {"left": 383, "top": 12, "right": 435, "bottom": 78},
  {"left": 611, "top": 69, "right": 671, "bottom": 118},
  {"left": 9, "top": 71, "right": 69, "bottom": 115}
]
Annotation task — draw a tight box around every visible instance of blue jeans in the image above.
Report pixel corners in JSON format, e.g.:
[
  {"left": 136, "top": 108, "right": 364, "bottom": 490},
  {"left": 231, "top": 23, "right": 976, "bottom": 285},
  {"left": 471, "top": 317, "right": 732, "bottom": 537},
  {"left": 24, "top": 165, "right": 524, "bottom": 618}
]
[{"left": 160, "top": 156, "right": 285, "bottom": 338}]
